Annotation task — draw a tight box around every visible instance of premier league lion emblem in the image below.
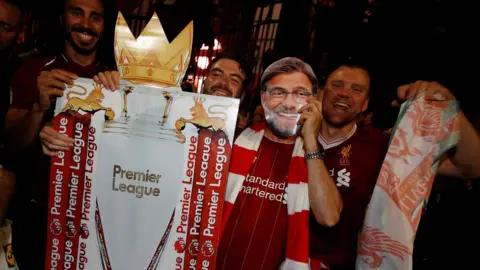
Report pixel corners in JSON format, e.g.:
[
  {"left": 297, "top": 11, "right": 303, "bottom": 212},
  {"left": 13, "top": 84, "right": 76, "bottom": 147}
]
[
  {"left": 62, "top": 83, "right": 115, "bottom": 122},
  {"left": 174, "top": 238, "right": 186, "bottom": 253},
  {"left": 188, "top": 239, "right": 199, "bottom": 256},
  {"left": 65, "top": 221, "right": 77, "bottom": 238},
  {"left": 201, "top": 240, "right": 215, "bottom": 258},
  {"left": 80, "top": 224, "right": 90, "bottom": 239},
  {"left": 49, "top": 220, "right": 62, "bottom": 236}
]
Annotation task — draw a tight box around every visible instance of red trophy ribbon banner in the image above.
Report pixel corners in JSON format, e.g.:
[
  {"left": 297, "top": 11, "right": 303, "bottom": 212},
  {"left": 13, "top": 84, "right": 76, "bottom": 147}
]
[
  {"left": 46, "top": 112, "right": 91, "bottom": 270},
  {"left": 179, "top": 130, "right": 230, "bottom": 270}
]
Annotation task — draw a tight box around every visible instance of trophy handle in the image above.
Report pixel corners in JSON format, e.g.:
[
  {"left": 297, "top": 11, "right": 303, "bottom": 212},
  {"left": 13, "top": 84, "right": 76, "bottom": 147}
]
[
  {"left": 122, "top": 86, "right": 134, "bottom": 120},
  {"left": 159, "top": 92, "right": 173, "bottom": 126}
]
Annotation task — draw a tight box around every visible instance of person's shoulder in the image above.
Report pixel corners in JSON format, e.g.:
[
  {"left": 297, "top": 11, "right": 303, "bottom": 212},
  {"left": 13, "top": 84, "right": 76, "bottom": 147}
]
[
  {"left": 10, "top": 55, "right": 60, "bottom": 108},
  {"left": 354, "top": 126, "right": 390, "bottom": 148},
  {"left": 20, "top": 55, "right": 58, "bottom": 69},
  {"left": 356, "top": 125, "right": 388, "bottom": 140},
  {"left": 13, "top": 55, "right": 58, "bottom": 80}
]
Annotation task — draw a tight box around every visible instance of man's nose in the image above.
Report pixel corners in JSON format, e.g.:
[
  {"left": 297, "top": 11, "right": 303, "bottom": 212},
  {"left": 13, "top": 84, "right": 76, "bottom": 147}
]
[
  {"left": 337, "top": 87, "right": 352, "bottom": 98},
  {"left": 219, "top": 77, "right": 230, "bottom": 89},
  {"left": 82, "top": 15, "right": 93, "bottom": 28},
  {"left": 282, "top": 92, "right": 298, "bottom": 110}
]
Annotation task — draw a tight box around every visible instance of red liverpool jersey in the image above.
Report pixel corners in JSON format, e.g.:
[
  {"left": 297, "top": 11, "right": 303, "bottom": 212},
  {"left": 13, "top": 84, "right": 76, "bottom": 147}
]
[
  {"left": 310, "top": 125, "right": 390, "bottom": 269},
  {"left": 216, "top": 137, "right": 294, "bottom": 270}
]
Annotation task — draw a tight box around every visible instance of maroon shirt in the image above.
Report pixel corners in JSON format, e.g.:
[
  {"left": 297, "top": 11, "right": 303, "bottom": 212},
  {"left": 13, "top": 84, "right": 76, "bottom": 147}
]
[
  {"left": 11, "top": 53, "right": 109, "bottom": 110},
  {"left": 216, "top": 137, "right": 294, "bottom": 270},
  {"left": 310, "top": 126, "right": 389, "bottom": 269},
  {"left": 11, "top": 53, "right": 109, "bottom": 203},
  {"left": 10, "top": 53, "right": 109, "bottom": 269}
]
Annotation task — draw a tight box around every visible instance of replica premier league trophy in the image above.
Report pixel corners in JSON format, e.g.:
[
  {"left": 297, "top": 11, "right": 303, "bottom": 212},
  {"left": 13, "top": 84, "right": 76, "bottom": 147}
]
[{"left": 45, "top": 12, "right": 239, "bottom": 270}]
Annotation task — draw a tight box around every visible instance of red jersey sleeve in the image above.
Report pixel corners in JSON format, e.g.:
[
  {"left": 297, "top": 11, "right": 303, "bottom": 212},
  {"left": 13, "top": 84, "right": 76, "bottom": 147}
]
[{"left": 10, "top": 58, "right": 49, "bottom": 110}]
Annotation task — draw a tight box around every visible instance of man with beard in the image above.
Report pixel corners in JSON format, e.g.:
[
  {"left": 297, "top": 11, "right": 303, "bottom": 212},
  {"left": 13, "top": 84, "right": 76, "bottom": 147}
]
[
  {"left": 216, "top": 57, "right": 342, "bottom": 270},
  {"left": 201, "top": 51, "right": 248, "bottom": 98},
  {"left": 4, "top": 0, "right": 115, "bottom": 267},
  {"left": 201, "top": 51, "right": 249, "bottom": 137},
  {"left": 0, "top": 0, "right": 23, "bottom": 221},
  {"left": 310, "top": 64, "right": 480, "bottom": 269}
]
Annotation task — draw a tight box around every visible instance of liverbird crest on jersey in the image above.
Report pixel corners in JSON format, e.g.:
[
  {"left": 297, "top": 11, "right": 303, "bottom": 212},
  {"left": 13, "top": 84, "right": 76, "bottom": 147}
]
[{"left": 114, "top": 12, "right": 194, "bottom": 87}]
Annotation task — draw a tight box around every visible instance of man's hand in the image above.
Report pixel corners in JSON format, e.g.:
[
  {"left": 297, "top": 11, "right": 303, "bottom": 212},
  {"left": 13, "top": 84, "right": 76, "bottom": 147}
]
[
  {"left": 298, "top": 99, "right": 323, "bottom": 152},
  {"left": 392, "top": 81, "right": 456, "bottom": 107},
  {"left": 0, "top": 168, "right": 16, "bottom": 219},
  {"left": 40, "top": 122, "right": 74, "bottom": 156},
  {"left": 93, "top": 71, "right": 120, "bottom": 90},
  {"left": 37, "top": 69, "right": 78, "bottom": 110}
]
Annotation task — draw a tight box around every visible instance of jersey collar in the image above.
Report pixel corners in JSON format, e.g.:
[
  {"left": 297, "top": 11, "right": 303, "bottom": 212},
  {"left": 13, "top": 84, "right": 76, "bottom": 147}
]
[{"left": 317, "top": 124, "right": 357, "bottom": 150}]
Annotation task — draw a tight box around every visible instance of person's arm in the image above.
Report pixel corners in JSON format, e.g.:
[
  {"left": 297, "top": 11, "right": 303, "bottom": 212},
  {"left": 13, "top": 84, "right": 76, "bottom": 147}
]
[
  {"left": 304, "top": 141, "right": 343, "bottom": 226},
  {"left": 5, "top": 105, "right": 46, "bottom": 149},
  {"left": 395, "top": 81, "right": 480, "bottom": 179},
  {"left": 299, "top": 99, "right": 343, "bottom": 227},
  {"left": 0, "top": 168, "right": 15, "bottom": 221},
  {"left": 437, "top": 111, "right": 480, "bottom": 179},
  {"left": 6, "top": 69, "right": 77, "bottom": 149}
]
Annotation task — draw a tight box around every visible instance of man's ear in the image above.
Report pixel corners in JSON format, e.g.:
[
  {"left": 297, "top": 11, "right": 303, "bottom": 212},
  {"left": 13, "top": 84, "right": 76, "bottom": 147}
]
[
  {"left": 260, "top": 91, "right": 266, "bottom": 105},
  {"left": 361, "top": 98, "right": 369, "bottom": 112}
]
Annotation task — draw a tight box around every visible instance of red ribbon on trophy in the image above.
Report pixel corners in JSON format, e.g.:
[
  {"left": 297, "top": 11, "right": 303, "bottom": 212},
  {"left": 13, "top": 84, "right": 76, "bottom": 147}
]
[
  {"left": 183, "top": 130, "right": 211, "bottom": 268},
  {"left": 45, "top": 112, "right": 91, "bottom": 270},
  {"left": 182, "top": 129, "right": 231, "bottom": 270}
]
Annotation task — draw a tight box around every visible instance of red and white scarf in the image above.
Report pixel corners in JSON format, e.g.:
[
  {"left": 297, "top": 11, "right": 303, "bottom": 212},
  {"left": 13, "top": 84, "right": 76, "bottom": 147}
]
[{"left": 221, "top": 123, "right": 311, "bottom": 269}]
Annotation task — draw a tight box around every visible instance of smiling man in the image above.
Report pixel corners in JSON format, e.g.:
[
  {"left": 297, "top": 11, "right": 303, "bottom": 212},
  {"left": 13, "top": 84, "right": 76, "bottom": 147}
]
[
  {"left": 201, "top": 51, "right": 248, "bottom": 99},
  {"left": 4, "top": 0, "right": 115, "bottom": 267},
  {"left": 6, "top": 0, "right": 114, "bottom": 148},
  {"left": 310, "top": 63, "right": 480, "bottom": 269}
]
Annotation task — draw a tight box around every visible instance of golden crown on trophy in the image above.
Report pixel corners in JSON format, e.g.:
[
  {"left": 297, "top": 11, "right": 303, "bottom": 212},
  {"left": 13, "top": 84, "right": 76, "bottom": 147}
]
[{"left": 114, "top": 12, "right": 194, "bottom": 87}]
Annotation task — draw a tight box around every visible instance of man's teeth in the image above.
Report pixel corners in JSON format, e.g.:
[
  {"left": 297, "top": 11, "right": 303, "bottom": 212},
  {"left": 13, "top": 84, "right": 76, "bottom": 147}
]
[
  {"left": 79, "top": 33, "right": 93, "bottom": 40},
  {"left": 334, "top": 102, "right": 350, "bottom": 108},
  {"left": 278, "top": 112, "right": 297, "bottom": 118}
]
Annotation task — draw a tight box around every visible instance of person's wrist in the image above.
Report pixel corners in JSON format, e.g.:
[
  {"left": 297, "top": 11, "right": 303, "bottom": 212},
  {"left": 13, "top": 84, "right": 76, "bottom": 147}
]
[
  {"left": 304, "top": 148, "right": 325, "bottom": 160},
  {"left": 303, "top": 134, "right": 320, "bottom": 153},
  {"left": 32, "top": 102, "right": 42, "bottom": 112},
  {"left": 32, "top": 102, "right": 46, "bottom": 113}
]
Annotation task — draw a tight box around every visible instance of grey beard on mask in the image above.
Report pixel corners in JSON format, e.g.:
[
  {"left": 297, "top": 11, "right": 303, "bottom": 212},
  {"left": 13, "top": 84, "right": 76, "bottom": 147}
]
[{"left": 264, "top": 106, "right": 301, "bottom": 137}]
